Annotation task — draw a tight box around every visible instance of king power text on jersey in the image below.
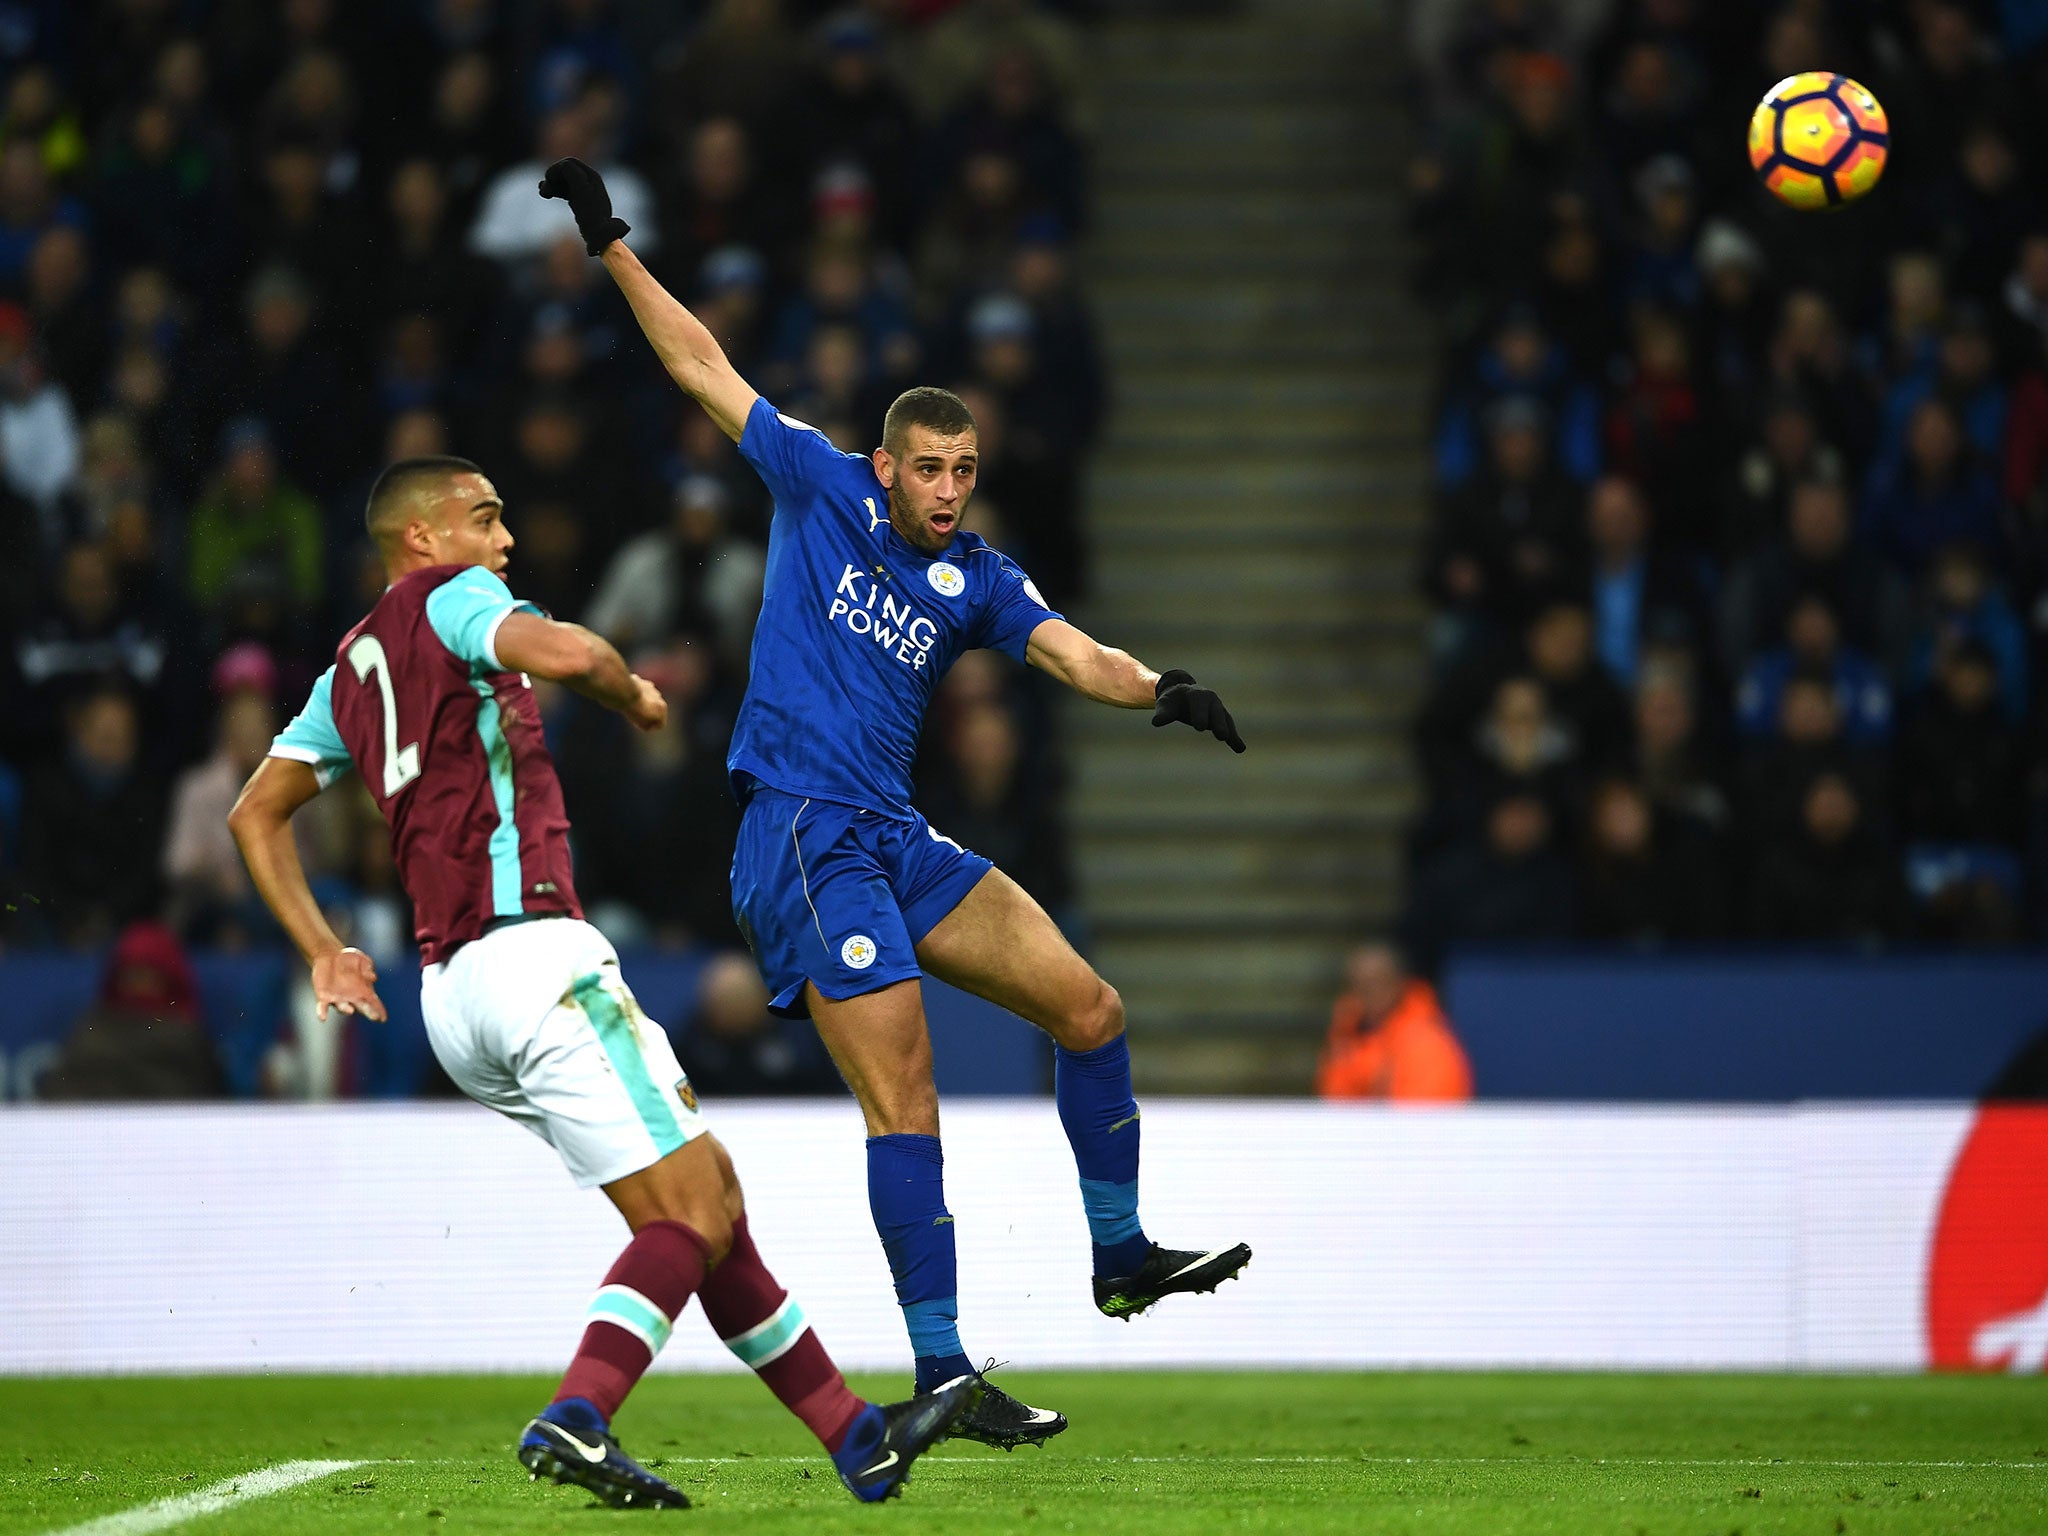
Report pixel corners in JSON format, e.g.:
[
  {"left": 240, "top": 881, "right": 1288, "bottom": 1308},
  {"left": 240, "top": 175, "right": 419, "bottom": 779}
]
[{"left": 828, "top": 563, "right": 939, "bottom": 670}]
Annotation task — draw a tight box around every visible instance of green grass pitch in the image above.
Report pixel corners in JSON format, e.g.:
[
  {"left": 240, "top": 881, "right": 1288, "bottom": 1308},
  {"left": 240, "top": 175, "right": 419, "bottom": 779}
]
[{"left": 10, "top": 1372, "right": 2045, "bottom": 1534}]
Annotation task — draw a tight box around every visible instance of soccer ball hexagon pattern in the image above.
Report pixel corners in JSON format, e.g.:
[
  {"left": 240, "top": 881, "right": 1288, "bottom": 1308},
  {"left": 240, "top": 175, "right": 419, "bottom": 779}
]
[{"left": 1748, "top": 72, "right": 1889, "bottom": 211}]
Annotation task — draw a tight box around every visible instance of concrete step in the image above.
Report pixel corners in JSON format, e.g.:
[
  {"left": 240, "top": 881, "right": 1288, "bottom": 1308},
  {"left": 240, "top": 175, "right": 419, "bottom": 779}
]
[
  {"left": 1073, "top": 0, "right": 1421, "bottom": 1063},
  {"left": 1069, "top": 787, "right": 1417, "bottom": 837}
]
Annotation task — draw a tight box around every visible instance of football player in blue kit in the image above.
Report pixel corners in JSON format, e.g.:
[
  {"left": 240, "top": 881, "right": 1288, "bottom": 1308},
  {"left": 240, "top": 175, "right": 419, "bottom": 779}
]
[{"left": 541, "top": 159, "right": 1252, "bottom": 1447}]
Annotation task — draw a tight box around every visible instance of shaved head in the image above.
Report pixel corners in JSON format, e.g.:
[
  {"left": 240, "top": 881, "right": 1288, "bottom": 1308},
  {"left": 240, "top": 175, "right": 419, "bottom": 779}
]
[{"left": 366, "top": 454, "right": 485, "bottom": 556}]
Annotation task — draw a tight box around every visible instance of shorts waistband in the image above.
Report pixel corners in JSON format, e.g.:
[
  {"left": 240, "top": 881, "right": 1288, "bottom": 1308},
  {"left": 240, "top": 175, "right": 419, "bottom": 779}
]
[{"left": 481, "top": 911, "right": 563, "bottom": 939}]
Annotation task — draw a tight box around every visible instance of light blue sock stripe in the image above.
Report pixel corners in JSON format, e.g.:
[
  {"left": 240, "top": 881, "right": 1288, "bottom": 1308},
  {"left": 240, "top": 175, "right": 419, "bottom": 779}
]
[
  {"left": 589, "top": 1286, "right": 673, "bottom": 1353},
  {"left": 1079, "top": 1177, "right": 1144, "bottom": 1246},
  {"left": 723, "top": 1299, "right": 809, "bottom": 1368},
  {"left": 901, "top": 1297, "right": 962, "bottom": 1359},
  {"left": 471, "top": 681, "right": 523, "bottom": 915},
  {"left": 572, "top": 974, "right": 685, "bottom": 1156}
]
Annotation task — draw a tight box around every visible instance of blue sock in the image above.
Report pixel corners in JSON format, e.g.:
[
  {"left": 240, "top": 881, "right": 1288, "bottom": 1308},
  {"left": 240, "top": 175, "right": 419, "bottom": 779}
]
[
  {"left": 1055, "top": 1036, "right": 1151, "bottom": 1277},
  {"left": 866, "top": 1133, "right": 972, "bottom": 1393},
  {"left": 538, "top": 1396, "right": 607, "bottom": 1434}
]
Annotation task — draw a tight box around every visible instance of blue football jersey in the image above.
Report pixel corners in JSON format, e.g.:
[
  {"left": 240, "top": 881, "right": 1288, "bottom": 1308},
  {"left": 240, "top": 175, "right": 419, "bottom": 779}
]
[{"left": 727, "top": 397, "right": 1062, "bottom": 814}]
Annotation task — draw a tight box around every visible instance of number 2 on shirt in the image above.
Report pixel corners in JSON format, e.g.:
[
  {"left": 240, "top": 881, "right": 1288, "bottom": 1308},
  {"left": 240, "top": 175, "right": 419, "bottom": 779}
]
[{"left": 347, "top": 634, "right": 423, "bottom": 797}]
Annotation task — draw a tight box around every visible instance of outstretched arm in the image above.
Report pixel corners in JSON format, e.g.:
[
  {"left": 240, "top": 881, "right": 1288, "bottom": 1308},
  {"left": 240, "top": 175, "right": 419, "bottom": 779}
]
[
  {"left": 228, "top": 758, "right": 386, "bottom": 1021},
  {"left": 537, "top": 156, "right": 757, "bottom": 441},
  {"left": 1025, "top": 618, "right": 1245, "bottom": 751},
  {"left": 493, "top": 611, "right": 667, "bottom": 731},
  {"left": 601, "top": 241, "right": 758, "bottom": 442}
]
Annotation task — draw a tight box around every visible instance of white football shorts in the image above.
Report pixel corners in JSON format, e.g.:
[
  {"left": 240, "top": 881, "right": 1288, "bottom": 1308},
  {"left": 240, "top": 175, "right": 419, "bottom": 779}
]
[{"left": 419, "top": 916, "right": 707, "bottom": 1187}]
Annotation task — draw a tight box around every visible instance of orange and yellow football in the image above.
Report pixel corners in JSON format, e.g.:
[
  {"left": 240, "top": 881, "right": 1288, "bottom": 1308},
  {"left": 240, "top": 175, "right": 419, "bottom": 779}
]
[{"left": 1748, "top": 72, "right": 1889, "bottom": 211}]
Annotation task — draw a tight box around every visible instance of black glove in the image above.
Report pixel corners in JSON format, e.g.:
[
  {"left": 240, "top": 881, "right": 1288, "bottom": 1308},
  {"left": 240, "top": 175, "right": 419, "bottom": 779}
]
[
  {"left": 1152, "top": 668, "right": 1245, "bottom": 753},
  {"left": 538, "top": 156, "right": 630, "bottom": 256}
]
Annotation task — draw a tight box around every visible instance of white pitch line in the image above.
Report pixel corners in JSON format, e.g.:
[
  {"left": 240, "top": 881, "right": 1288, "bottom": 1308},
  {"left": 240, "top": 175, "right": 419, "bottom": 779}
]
[{"left": 41, "top": 1459, "right": 366, "bottom": 1536}]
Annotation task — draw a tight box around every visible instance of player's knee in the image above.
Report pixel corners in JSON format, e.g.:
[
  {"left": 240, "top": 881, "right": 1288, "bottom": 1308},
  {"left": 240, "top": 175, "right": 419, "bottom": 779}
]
[
  {"left": 691, "top": 1204, "right": 735, "bottom": 1266},
  {"left": 1069, "top": 979, "right": 1125, "bottom": 1053},
  {"left": 863, "top": 1076, "right": 940, "bottom": 1137}
]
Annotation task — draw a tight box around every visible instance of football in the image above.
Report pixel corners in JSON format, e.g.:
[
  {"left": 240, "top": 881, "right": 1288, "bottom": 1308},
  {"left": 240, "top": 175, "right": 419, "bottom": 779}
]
[{"left": 1748, "top": 71, "right": 1890, "bottom": 210}]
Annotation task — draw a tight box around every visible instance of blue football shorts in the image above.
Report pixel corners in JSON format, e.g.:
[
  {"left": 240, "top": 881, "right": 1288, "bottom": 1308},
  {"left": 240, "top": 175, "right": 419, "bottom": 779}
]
[{"left": 730, "top": 786, "right": 994, "bottom": 1017}]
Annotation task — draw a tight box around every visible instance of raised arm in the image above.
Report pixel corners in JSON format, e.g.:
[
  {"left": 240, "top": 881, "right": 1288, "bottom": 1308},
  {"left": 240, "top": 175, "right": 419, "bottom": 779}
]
[
  {"left": 493, "top": 611, "right": 668, "bottom": 732},
  {"left": 1025, "top": 617, "right": 1245, "bottom": 752},
  {"left": 538, "top": 157, "right": 757, "bottom": 441},
  {"left": 602, "top": 241, "right": 757, "bottom": 442},
  {"left": 228, "top": 757, "right": 386, "bottom": 1021}
]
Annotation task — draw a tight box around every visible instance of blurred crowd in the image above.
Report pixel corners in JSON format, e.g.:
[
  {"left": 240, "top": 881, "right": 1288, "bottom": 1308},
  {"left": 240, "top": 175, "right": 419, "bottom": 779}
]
[
  {"left": 0, "top": 0, "right": 1103, "bottom": 1037},
  {"left": 1401, "top": 0, "right": 2048, "bottom": 965}
]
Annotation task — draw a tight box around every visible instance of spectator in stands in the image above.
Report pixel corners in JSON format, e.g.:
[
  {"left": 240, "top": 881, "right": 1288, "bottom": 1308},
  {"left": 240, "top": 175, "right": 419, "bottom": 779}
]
[
  {"left": 11, "top": 540, "right": 172, "bottom": 762},
  {"left": 379, "top": 157, "right": 501, "bottom": 353},
  {"left": 1746, "top": 769, "right": 1905, "bottom": 944},
  {"left": 420, "top": 50, "right": 517, "bottom": 224},
  {"left": 936, "top": 45, "right": 1085, "bottom": 237},
  {"left": 1604, "top": 305, "right": 1715, "bottom": 554},
  {"left": 37, "top": 920, "right": 225, "bottom": 1100},
  {"left": 1903, "top": 542, "right": 2028, "bottom": 722},
  {"left": 1434, "top": 304, "right": 1602, "bottom": 489},
  {"left": 1900, "top": 639, "right": 2025, "bottom": 851},
  {"left": 658, "top": 0, "right": 801, "bottom": 145},
  {"left": 1720, "top": 478, "right": 1909, "bottom": 680},
  {"left": 19, "top": 685, "right": 164, "bottom": 949},
  {"left": 1424, "top": 396, "right": 1583, "bottom": 650},
  {"left": 1766, "top": 290, "right": 1870, "bottom": 475},
  {"left": 674, "top": 951, "right": 841, "bottom": 1099},
  {"left": 1695, "top": 219, "right": 1774, "bottom": 406},
  {"left": 797, "top": 12, "right": 919, "bottom": 246},
  {"left": 584, "top": 473, "right": 767, "bottom": 669},
  {"left": 1735, "top": 593, "right": 1893, "bottom": 746},
  {"left": 1863, "top": 396, "right": 2004, "bottom": 574},
  {"left": 1577, "top": 776, "right": 1728, "bottom": 944},
  {"left": 162, "top": 661, "right": 279, "bottom": 945},
  {"left": 1314, "top": 940, "right": 1472, "bottom": 1101},
  {"left": 1583, "top": 474, "right": 1703, "bottom": 688},
  {"left": 0, "top": 300, "right": 80, "bottom": 524},
  {"left": 0, "top": 135, "right": 85, "bottom": 285},
  {"left": 185, "top": 417, "right": 323, "bottom": 626},
  {"left": 1739, "top": 670, "right": 1887, "bottom": 855},
  {"left": 208, "top": 263, "right": 356, "bottom": 496},
  {"left": 26, "top": 226, "right": 104, "bottom": 416},
  {"left": 557, "top": 640, "right": 739, "bottom": 948},
  {"left": 915, "top": 0, "right": 1091, "bottom": 133},
  {"left": 1401, "top": 791, "right": 1578, "bottom": 974},
  {"left": 1721, "top": 389, "right": 1848, "bottom": 558},
  {"left": 919, "top": 698, "right": 1071, "bottom": 914},
  {"left": 767, "top": 239, "right": 917, "bottom": 395},
  {"left": 1633, "top": 649, "right": 1731, "bottom": 830},
  {"left": 658, "top": 116, "right": 788, "bottom": 285},
  {"left": 470, "top": 102, "right": 656, "bottom": 267}
]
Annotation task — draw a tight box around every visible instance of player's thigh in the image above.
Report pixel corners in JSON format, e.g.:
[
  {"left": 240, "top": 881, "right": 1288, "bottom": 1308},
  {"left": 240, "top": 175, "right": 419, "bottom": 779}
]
[
  {"left": 803, "top": 977, "right": 939, "bottom": 1138},
  {"left": 602, "top": 1133, "right": 740, "bottom": 1255},
  {"left": 514, "top": 939, "right": 711, "bottom": 1190},
  {"left": 733, "top": 791, "right": 923, "bottom": 1012},
  {"left": 914, "top": 866, "right": 1123, "bottom": 1051}
]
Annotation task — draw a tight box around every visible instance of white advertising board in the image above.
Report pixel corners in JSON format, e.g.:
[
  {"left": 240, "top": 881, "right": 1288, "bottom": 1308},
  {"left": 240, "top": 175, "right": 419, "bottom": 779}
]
[{"left": 3, "top": 1101, "right": 2044, "bottom": 1374}]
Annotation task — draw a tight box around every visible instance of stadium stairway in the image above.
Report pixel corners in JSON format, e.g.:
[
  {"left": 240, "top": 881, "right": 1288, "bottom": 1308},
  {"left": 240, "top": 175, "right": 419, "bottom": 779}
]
[{"left": 1070, "top": 0, "right": 1428, "bottom": 1093}]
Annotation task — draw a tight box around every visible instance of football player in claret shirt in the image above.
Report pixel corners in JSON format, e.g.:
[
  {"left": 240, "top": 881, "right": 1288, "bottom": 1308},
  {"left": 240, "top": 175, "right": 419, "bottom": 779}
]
[
  {"left": 540, "top": 157, "right": 1253, "bottom": 1447},
  {"left": 227, "top": 457, "right": 977, "bottom": 1509}
]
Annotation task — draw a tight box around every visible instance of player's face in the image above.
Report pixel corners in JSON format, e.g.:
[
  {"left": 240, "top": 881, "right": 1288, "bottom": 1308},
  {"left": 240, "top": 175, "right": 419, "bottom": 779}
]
[
  {"left": 875, "top": 428, "right": 978, "bottom": 555},
  {"left": 417, "top": 473, "right": 512, "bottom": 575}
]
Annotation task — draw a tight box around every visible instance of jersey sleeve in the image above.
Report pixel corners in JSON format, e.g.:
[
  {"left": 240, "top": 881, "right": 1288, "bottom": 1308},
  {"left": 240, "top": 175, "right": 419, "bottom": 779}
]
[
  {"left": 737, "top": 396, "right": 860, "bottom": 509},
  {"left": 268, "top": 667, "right": 353, "bottom": 789},
  {"left": 424, "top": 565, "right": 542, "bottom": 671},
  {"left": 972, "top": 551, "right": 1064, "bottom": 661}
]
